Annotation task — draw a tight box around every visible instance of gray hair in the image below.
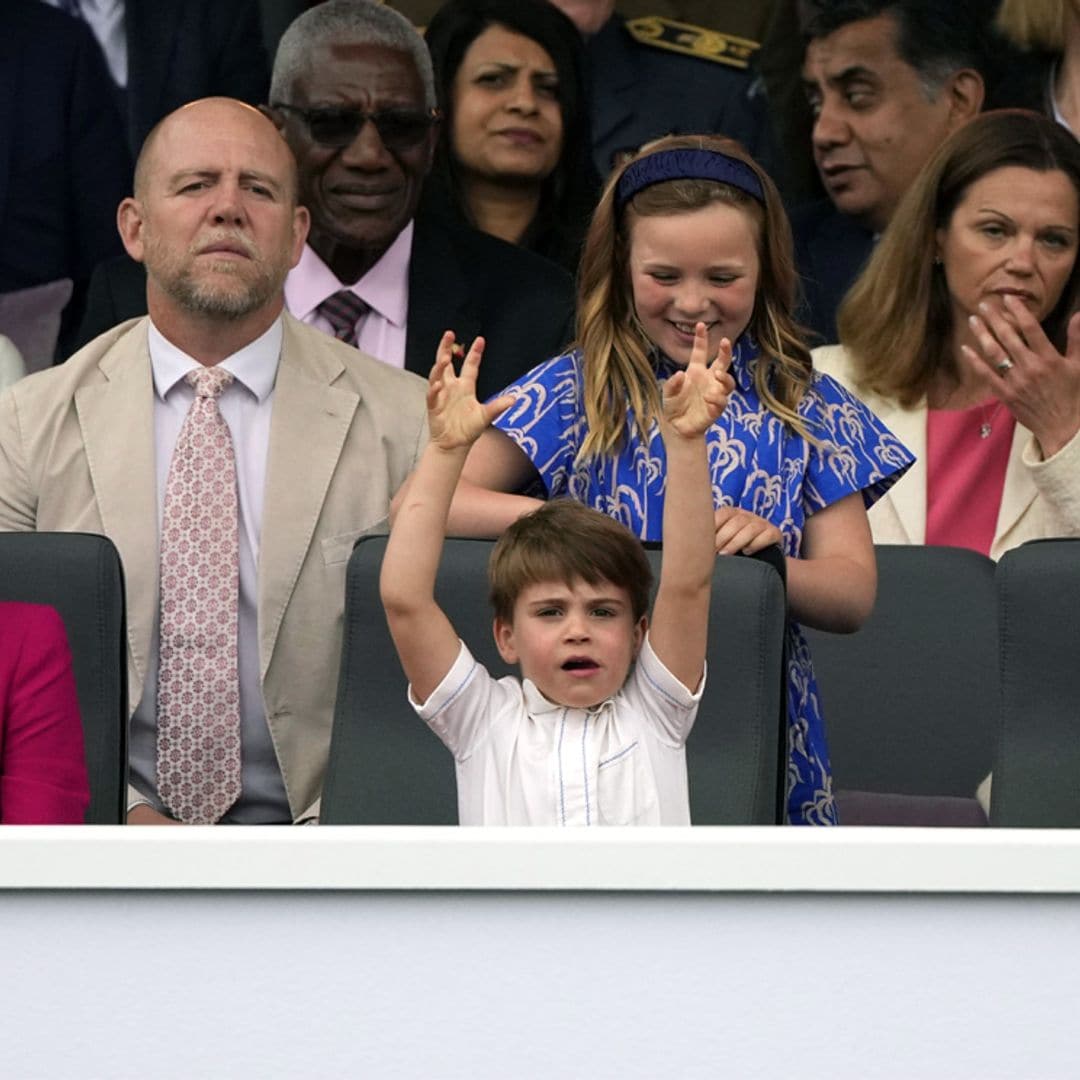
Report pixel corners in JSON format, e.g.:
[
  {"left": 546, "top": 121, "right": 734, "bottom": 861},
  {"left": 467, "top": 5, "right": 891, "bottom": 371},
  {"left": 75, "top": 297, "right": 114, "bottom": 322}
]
[{"left": 270, "top": 0, "right": 437, "bottom": 110}]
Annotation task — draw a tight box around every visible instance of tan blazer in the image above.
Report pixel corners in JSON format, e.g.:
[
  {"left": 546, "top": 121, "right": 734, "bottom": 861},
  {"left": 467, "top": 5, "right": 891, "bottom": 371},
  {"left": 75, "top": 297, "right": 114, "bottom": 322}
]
[
  {"left": 814, "top": 345, "right": 1080, "bottom": 560},
  {"left": 0, "top": 313, "right": 428, "bottom": 821},
  {"left": 0, "top": 335, "right": 25, "bottom": 392}
]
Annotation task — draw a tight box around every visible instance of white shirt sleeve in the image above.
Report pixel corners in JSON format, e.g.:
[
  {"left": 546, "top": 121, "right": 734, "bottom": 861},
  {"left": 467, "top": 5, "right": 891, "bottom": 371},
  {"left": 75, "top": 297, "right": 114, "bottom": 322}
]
[
  {"left": 409, "top": 641, "right": 519, "bottom": 762},
  {"left": 625, "top": 633, "right": 707, "bottom": 746}
]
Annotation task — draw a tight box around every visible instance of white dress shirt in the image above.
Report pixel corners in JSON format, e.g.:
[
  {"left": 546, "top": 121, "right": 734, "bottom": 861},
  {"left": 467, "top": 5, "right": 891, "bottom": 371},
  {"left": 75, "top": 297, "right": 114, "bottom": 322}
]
[
  {"left": 42, "top": 0, "right": 128, "bottom": 86},
  {"left": 412, "top": 635, "right": 704, "bottom": 826},
  {"left": 284, "top": 223, "right": 412, "bottom": 369},
  {"left": 128, "top": 316, "right": 292, "bottom": 823}
]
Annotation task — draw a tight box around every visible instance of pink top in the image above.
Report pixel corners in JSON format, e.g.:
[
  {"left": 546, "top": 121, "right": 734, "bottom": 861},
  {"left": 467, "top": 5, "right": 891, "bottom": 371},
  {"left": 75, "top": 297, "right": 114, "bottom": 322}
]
[
  {"left": 0, "top": 602, "right": 90, "bottom": 824},
  {"left": 926, "top": 400, "right": 1016, "bottom": 555},
  {"left": 284, "top": 224, "right": 413, "bottom": 369}
]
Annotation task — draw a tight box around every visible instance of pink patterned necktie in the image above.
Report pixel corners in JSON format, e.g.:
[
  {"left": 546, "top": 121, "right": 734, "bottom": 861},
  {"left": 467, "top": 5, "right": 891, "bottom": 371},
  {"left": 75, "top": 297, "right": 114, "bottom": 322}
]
[
  {"left": 316, "top": 289, "right": 369, "bottom": 347},
  {"left": 156, "top": 366, "right": 242, "bottom": 824}
]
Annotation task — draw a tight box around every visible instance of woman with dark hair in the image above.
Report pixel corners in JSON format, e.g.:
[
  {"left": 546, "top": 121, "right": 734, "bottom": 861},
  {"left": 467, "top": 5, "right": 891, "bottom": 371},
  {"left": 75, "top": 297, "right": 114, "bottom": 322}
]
[
  {"left": 422, "top": 0, "right": 599, "bottom": 273},
  {"left": 816, "top": 109, "right": 1080, "bottom": 560}
]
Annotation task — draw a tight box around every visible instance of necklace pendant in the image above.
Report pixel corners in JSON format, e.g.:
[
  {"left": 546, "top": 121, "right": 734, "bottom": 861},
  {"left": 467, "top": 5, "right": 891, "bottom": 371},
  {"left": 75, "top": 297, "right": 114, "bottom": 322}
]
[{"left": 980, "top": 422, "right": 992, "bottom": 438}]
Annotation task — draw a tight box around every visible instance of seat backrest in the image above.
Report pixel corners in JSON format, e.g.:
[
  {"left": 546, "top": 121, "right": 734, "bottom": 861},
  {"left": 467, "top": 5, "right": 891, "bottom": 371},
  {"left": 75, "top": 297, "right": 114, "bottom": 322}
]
[
  {"left": 0, "top": 533, "right": 127, "bottom": 823},
  {"left": 322, "top": 537, "right": 788, "bottom": 825},
  {"left": 803, "top": 544, "right": 997, "bottom": 800},
  {"left": 991, "top": 538, "right": 1080, "bottom": 827}
]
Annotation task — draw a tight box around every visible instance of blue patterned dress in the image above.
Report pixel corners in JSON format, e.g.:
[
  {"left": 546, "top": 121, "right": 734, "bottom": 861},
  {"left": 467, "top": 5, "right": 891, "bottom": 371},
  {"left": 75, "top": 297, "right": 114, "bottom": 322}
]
[{"left": 491, "top": 336, "right": 915, "bottom": 824}]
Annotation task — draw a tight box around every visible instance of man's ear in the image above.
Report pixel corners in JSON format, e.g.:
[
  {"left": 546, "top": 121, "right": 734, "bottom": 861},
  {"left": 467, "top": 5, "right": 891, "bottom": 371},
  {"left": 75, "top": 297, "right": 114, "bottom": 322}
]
[
  {"left": 944, "top": 69, "right": 984, "bottom": 128},
  {"left": 493, "top": 616, "right": 518, "bottom": 665},
  {"left": 290, "top": 204, "right": 311, "bottom": 268},
  {"left": 117, "top": 197, "right": 146, "bottom": 263}
]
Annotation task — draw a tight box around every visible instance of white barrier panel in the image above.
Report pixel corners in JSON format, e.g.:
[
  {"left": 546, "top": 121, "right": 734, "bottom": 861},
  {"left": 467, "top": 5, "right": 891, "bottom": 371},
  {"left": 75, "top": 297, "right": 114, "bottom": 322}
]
[{"left": 1, "top": 827, "right": 1078, "bottom": 1079}]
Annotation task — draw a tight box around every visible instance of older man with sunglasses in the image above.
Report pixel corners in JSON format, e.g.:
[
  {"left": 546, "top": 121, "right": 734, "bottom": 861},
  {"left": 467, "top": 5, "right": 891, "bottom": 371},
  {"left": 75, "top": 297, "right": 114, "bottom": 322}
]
[{"left": 75, "top": 0, "right": 576, "bottom": 401}]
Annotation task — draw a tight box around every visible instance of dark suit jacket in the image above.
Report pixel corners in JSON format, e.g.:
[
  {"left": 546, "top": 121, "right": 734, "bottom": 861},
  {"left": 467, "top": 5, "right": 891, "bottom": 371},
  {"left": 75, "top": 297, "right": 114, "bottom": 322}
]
[
  {"left": 0, "top": 1, "right": 130, "bottom": 296},
  {"left": 791, "top": 199, "right": 876, "bottom": 346},
  {"left": 586, "top": 14, "right": 777, "bottom": 178},
  {"left": 124, "top": 0, "right": 270, "bottom": 153},
  {"left": 75, "top": 214, "right": 576, "bottom": 401}
]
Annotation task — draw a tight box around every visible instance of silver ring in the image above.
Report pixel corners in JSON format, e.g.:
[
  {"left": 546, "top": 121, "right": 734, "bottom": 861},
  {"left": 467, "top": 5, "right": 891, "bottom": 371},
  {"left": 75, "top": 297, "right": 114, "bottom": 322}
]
[{"left": 996, "top": 358, "right": 1014, "bottom": 374}]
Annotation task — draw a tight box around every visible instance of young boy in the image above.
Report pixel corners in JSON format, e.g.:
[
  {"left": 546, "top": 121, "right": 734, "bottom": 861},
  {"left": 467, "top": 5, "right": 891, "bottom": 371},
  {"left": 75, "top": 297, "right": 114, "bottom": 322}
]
[{"left": 380, "top": 324, "right": 733, "bottom": 825}]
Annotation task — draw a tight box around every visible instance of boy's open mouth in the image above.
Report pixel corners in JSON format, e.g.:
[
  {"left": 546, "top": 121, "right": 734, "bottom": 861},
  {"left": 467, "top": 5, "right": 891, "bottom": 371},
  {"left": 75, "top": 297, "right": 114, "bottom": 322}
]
[{"left": 562, "top": 658, "right": 599, "bottom": 671}]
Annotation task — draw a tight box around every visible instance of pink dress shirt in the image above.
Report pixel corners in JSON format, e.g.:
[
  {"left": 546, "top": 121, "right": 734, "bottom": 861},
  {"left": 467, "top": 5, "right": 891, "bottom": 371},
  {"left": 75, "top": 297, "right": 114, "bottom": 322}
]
[
  {"left": 0, "top": 602, "right": 90, "bottom": 824},
  {"left": 284, "top": 224, "right": 413, "bottom": 369}
]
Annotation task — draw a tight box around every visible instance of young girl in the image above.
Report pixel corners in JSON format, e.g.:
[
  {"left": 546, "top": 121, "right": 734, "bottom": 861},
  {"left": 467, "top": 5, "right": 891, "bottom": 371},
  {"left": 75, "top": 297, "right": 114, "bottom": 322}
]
[{"left": 445, "top": 133, "right": 915, "bottom": 824}]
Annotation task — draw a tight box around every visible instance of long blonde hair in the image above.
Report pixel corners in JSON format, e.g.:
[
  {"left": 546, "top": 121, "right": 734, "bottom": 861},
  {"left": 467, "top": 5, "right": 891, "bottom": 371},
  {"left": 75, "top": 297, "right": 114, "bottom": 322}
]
[
  {"left": 838, "top": 110, "right": 1080, "bottom": 407},
  {"left": 574, "top": 133, "right": 813, "bottom": 460}
]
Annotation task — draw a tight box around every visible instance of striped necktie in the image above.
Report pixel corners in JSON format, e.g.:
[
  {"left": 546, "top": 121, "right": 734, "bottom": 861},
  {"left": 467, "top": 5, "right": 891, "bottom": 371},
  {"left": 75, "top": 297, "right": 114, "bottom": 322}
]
[{"left": 316, "top": 289, "right": 369, "bottom": 347}]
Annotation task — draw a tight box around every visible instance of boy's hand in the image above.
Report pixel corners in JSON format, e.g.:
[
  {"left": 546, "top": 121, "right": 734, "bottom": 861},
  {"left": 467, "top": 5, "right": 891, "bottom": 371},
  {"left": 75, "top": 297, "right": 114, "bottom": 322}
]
[
  {"left": 427, "top": 331, "right": 516, "bottom": 451},
  {"left": 662, "top": 322, "right": 735, "bottom": 438}
]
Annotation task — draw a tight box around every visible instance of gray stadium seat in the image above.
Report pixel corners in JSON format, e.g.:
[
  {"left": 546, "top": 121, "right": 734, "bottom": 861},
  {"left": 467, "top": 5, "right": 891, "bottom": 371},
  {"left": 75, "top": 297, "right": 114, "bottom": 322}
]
[
  {"left": 322, "top": 536, "right": 788, "bottom": 825},
  {"left": 804, "top": 544, "right": 996, "bottom": 826},
  {"left": 991, "top": 538, "right": 1080, "bottom": 828},
  {"left": 0, "top": 532, "right": 127, "bottom": 823}
]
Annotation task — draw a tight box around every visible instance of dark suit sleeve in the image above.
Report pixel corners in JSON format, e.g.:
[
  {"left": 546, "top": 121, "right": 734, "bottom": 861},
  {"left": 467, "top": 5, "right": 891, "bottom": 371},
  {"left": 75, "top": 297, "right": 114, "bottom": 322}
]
[
  {"left": 0, "top": 605, "right": 90, "bottom": 824},
  {"left": 72, "top": 257, "right": 148, "bottom": 353},
  {"left": 208, "top": 0, "right": 270, "bottom": 106},
  {"left": 65, "top": 25, "right": 132, "bottom": 285}
]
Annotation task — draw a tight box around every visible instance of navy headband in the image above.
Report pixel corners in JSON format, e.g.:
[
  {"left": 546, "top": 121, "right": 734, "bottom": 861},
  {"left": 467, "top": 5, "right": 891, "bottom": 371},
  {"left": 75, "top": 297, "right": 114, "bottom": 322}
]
[{"left": 614, "top": 148, "right": 765, "bottom": 208}]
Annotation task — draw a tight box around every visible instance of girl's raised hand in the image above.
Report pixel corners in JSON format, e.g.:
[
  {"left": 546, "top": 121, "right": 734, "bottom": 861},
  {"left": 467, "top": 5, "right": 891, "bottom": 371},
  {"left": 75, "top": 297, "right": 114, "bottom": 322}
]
[
  {"left": 427, "top": 331, "right": 516, "bottom": 451},
  {"left": 661, "top": 322, "right": 735, "bottom": 438}
]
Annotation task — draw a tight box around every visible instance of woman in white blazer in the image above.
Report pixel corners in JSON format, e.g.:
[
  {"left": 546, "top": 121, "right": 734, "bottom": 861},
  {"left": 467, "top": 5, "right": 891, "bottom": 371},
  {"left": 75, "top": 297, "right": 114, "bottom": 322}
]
[
  {"left": 814, "top": 110, "right": 1080, "bottom": 562},
  {"left": 814, "top": 110, "right": 1080, "bottom": 815}
]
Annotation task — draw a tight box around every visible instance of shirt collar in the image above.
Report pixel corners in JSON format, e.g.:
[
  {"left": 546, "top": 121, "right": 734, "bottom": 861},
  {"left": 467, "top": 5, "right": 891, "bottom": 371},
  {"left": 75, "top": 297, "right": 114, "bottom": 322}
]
[
  {"left": 148, "top": 315, "right": 284, "bottom": 403},
  {"left": 284, "top": 222, "right": 413, "bottom": 328},
  {"left": 521, "top": 678, "right": 617, "bottom": 718}
]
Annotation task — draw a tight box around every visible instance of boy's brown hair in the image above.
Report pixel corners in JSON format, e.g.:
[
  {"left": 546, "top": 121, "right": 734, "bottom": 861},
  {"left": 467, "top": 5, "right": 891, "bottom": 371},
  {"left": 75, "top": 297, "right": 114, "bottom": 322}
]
[{"left": 488, "top": 500, "right": 653, "bottom": 623}]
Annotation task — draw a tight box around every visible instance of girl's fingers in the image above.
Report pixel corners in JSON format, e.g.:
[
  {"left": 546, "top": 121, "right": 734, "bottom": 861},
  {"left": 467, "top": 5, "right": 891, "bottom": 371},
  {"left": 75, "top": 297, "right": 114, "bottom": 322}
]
[
  {"left": 461, "top": 335, "right": 486, "bottom": 379},
  {"left": 711, "top": 336, "right": 733, "bottom": 374},
  {"left": 483, "top": 392, "right": 517, "bottom": 424},
  {"left": 688, "top": 321, "right": 710, "bottom": 369}
]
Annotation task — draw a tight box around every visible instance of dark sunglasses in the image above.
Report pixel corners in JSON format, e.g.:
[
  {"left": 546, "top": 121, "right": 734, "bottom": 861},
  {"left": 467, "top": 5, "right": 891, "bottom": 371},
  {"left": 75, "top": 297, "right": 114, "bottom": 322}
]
[{"left": 272, "top": 103, "right": 439, "bottom": 151}]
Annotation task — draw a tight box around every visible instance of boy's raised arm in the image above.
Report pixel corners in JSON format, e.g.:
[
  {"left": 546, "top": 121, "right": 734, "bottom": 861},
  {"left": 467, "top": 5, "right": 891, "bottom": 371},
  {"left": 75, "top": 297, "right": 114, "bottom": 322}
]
[
  {"left": 649, "top": 323, "right": 734, "bottom": 692},
  {"left": 380, "top": 333, "right": 515, "bottom": 703}
]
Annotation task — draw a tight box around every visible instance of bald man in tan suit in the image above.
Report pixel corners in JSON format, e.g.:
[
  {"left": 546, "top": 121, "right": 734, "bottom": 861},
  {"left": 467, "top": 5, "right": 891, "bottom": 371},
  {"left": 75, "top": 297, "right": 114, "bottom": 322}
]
[{"left": 0, "top": 99, "right": 428, "bottom": 824}]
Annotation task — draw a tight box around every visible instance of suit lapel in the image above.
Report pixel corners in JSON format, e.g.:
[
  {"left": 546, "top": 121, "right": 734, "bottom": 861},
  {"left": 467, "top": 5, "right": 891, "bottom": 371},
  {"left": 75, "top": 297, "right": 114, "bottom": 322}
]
[
  {"left": 74, "top": 324, "right": 158, "bottom": 689},
  {"left": 258, "top": 316, "right": 358, "bottom": 678},
  {"left": 871, "top": 396, "right": 927, "bottom": 545},
  {"left": 405, "top": 219, "right": 474, "bottom": 378},
  {"left": 995, "top": 422, "right": 1039, "bottom": 545}
]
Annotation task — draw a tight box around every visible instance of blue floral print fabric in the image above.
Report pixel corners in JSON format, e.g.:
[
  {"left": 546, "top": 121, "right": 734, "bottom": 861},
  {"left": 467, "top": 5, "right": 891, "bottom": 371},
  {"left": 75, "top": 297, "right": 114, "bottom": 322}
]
[{"left": 492, "top": 335, "right": 914, "bottom": 824}]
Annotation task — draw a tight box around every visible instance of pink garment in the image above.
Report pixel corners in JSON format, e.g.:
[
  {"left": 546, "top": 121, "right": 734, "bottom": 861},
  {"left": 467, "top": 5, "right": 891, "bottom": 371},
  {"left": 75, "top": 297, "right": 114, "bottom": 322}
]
[
  {"left": 284, "top": 226, "right": 412, "bottom": 368},
  {"left": 0, "top": 602, "right": 90, "bottom": 824},
  {"left": 926, "top": 401, "right": 1016, "bottom": 555}
]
